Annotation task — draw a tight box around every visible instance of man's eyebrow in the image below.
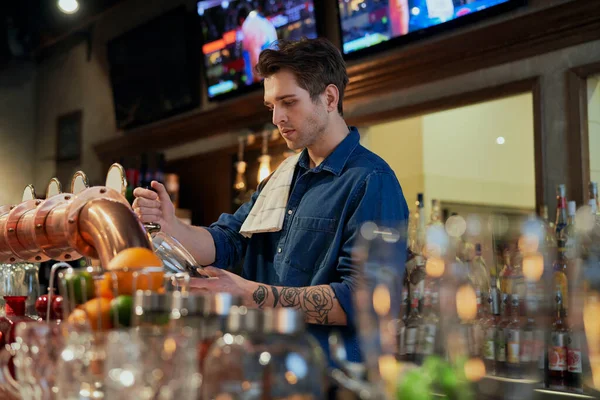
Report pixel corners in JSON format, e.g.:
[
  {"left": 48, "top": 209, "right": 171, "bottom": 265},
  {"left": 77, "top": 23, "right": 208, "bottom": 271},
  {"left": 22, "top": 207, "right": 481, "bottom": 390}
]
[{"left": 264, "top": 94, "right": 297, "bottom": 106}]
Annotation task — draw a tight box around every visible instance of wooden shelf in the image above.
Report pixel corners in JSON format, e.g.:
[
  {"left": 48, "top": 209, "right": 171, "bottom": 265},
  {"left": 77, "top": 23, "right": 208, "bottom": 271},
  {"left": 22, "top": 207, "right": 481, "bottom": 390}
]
[{"left": 94, "top": 0, "right": 600, "bottom": 162}]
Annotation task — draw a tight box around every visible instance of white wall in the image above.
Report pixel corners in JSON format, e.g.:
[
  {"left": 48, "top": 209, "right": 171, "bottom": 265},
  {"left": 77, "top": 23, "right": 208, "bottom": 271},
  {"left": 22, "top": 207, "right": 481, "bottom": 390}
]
[
  {"left": 423, "top": 93, "right": 535, "bottom": 210},
  {"left": 0, "top": 63, "right": 36, "bottom": 205},
  {"left": 588, "top": 75, "right": 600, "bottom": 186},
  {"left": 363, "top": 93, "right": 536, "bottom": 214}
]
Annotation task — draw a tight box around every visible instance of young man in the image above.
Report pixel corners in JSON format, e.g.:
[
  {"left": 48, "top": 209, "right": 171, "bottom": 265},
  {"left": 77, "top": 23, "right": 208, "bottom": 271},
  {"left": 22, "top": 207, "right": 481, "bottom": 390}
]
[{"left": 133, "top": 38, "right": 408, "bottom": 362}]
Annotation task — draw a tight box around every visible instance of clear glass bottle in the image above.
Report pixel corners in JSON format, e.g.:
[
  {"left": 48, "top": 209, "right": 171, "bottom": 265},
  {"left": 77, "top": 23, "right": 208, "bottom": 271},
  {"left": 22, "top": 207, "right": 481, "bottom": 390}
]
[
  {"left": 171, "top": 292, "right": 241, "bottom": 373},
  {"left": 483, "top": 281, "right": 500, "bottom": 375},
  {"left": 506, "top": 295, "right": 522, "bottom": 378},
  {"left": 203, "top": 307, "right": 327, "bottom": 400},
  {"left": 403, "top": 289, "right": 422, "bottom": 362},
  {"left": 553, "top": 240, "right": 569, "bottom": 313},
  {"left": 416, "top": 287, "right": 439, "bottom": 363},
  {"left": 548, "top": 288, "right": 568, "bottom": 390},
  {"left": 468, "top": 243, "right": 491, "bottom": 297},
  {"left": 555, "top": 184, "right": 569, "bottom": 242},
  {"left": 495, "top": 293, "right": 510, "bottom": 377}
]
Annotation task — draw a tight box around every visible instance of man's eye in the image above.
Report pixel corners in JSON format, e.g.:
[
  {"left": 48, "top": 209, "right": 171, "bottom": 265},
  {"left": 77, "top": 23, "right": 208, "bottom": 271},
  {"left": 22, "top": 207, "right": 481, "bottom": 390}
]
[{"left": 284, "top": 101, "right": 296, "bottom": 106}]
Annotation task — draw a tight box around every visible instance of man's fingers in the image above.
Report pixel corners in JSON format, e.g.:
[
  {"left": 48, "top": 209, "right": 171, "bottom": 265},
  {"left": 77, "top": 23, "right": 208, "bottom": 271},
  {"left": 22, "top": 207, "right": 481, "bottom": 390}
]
[
  {"left": 200, "top": 266, "right": 222, "bottom": 278},
  {"left": 189, "top": 277, "right": 217, "bottom": 289},
  {"left": 151, "top": 181, "right": 172, "bottom": 205},
  {"left": 138, "top": 214, "right": 164, "bottom": 224},
  {"left": 133, "top": 197, "right": 161, "bottom": 209},
  {"left": 133, "top": 187, "right": 158, "bottom": 200}
]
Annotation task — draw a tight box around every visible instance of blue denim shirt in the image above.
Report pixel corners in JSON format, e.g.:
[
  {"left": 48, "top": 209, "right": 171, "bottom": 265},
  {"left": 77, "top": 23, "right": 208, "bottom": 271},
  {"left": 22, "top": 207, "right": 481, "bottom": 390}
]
[{"left": 205, "top": 127, "right": 409, "bottom": 362}]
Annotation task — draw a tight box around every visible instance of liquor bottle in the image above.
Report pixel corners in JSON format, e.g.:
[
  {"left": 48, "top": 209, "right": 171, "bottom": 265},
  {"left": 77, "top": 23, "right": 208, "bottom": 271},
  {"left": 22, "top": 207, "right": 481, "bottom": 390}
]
[
  {"left": 0, "top": 296, "right": 37, "bottom": 377},
  {"left": 499, "top": 249, "right": 513, "bottom": 295},
  {"left": 398, "top": 287, "right": 409, "bottom": 358},
  {"left": 483, "top": 279, "right": 500, "bottom": 375},
  {"left": 407, "top": 194, "right": 427, "bottom": 301},
  {"left": 565, "top": 201, "right": 577, "bottom": 259},
  {"left": 555, "top": 184, "right": 569, "bottom": 242},
  {"left": 522, "top": 283, "right": 543, "bottom": 381},
  {"left": 553, "top": 239, "right": 569, "bottom": 313},
  {"left": 470, "top": 288, "right": 486, "bottom": 359},
  {"left": 540, "top": 205, "right": 557, "bottom": 250},
  {"left": 548, "top": 288, "right": 568, "bottom": 390},
  {"left": 567, "top": 328, "right": 583, "bottom": 392},
  {"left": 506, "top": 295, "right": 522, "bottom": 378},
  {"left": 495, "top": 293, "right": 510, "bottom": 376},
  {"left": 428, "top": 199, "right": 444, "bottom": 228},
  {"left": 510, "top": 250, "right": 526, "bottom": 304},
  {"left": 403, "top": 290, "right": 422, "bottom": 362},
  {"left": 416, "top": 288, "right": 439, "bottom": 363},
  {"left": 468, "top": 243, "right": 491, "bottom": 297},
  {"left": 590, "top": 182, "right": 599, "bottom": 219}
]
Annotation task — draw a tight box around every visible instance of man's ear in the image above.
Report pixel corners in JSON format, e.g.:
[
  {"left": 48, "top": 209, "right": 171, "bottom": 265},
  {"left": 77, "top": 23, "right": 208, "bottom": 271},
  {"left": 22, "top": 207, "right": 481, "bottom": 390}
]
[{"left": 324, "top": 84, "right": 340, "bottom": 113}]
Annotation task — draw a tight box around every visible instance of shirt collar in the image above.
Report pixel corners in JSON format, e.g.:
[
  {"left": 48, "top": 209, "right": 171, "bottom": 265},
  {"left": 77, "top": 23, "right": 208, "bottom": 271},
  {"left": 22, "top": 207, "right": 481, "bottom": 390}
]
[{"left": 297, "top": 126, "right": 360, "bottom": 176}]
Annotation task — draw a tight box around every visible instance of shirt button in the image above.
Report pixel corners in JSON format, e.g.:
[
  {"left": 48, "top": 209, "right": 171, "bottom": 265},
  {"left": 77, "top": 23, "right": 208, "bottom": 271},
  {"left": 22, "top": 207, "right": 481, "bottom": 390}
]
[
  {"left": 287, "top": 209, "right": 293, "bottom": 215},
  {"left": 277, "top": 247, "right": 282, "bottom": 253}
]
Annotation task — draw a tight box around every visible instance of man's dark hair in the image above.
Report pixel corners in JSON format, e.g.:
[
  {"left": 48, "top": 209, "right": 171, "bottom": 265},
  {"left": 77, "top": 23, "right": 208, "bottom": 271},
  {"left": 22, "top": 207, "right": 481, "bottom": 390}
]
[{"left": 255, "top": 38, "right": 349, "bottom": 115}]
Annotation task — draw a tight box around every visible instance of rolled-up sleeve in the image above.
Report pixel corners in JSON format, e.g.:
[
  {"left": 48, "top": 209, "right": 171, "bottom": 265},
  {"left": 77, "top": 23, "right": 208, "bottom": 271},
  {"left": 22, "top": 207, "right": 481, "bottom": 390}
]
[
  {"left": 204, "top": 189, "right": 260, "bottom": 269},
  {"left": 331, "top": 171, "right": 409, "bottom": 327}
]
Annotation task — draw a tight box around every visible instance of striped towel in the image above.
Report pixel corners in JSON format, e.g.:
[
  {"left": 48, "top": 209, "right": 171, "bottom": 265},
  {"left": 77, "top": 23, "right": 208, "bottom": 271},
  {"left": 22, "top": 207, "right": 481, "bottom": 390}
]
[{"left": 240, "top": 152, "right": 301, "bottom": 238}]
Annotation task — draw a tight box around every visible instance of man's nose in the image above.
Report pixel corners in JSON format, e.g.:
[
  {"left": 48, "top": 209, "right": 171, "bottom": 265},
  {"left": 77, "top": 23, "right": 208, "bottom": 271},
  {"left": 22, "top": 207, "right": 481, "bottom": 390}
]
[{"left": 272, "top": 106, "right": 287, "bottom": 126}]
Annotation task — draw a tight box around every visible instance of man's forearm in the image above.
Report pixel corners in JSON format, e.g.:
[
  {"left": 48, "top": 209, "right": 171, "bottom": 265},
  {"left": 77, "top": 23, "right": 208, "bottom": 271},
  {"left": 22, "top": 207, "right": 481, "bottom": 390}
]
[
  {"left": 170, "top": 220, "right": 216, "bottom": 266},
  {"left": 252, "top": 284, "right": 347, "bottom": 326}
]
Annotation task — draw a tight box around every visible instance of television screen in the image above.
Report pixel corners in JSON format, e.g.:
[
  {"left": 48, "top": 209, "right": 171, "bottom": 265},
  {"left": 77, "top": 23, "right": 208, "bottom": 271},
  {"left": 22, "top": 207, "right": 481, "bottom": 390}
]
[
  {"left": 107, "top": 7, "right": 200, "bottom": 130},
  {"left": 339, "top": 0, "right": 521, "bottom": 55},
  {"left": 197, "top": 0, "right": 318, "bottom": 100}
]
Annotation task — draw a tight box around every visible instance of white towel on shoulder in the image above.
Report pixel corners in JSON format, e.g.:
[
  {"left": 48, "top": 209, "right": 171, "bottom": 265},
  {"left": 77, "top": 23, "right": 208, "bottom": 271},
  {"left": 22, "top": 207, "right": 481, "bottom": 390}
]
[{"left": 239, "top": 153, "right": 301, "bottom": 238}]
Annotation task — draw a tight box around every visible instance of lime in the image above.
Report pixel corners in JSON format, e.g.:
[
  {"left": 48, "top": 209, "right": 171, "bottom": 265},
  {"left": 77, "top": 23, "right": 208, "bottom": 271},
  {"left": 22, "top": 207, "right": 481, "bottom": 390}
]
[
  {"left": 439, "top": 365, "right": 459, "bottom": 397},
  {"left": 396, "top": 370, "right": 432, "bottom": 400},
  {"left": 422, "top": 355, "right": 444, "bottom": 383},
  {"left": 110, "top": 295, "right": 133, "bottom": 327},
  {"left": 65, "top": 271, "right": 96, "bottom": 305}
]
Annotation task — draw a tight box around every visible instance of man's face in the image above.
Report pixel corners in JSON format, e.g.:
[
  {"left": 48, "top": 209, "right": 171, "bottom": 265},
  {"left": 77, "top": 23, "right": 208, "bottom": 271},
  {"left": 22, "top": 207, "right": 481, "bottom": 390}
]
[{"left": 263, "top": 69, "right": 328, "bottom": 151}]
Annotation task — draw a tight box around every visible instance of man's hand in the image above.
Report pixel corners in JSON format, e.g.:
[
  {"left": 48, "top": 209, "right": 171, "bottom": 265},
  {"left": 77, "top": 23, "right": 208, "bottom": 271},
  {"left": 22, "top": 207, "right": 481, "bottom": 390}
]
[
  {"left": 189, "top": 267, "right": 257, "bottom": 307},
  {"left": 132, "top": 181, "right": 177, "bottom": 235}
]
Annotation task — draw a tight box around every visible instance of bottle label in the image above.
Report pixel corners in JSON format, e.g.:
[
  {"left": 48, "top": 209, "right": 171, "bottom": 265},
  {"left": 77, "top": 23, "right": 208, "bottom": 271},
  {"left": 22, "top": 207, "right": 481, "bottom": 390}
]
[
  {"left": 567, "top": 333, "right": 582, "bottom": 373},
  {"left": 521, "top": 331, "right": 533, "bottom": 363},
  {"left": 484, "top": 328, "right": 495, "bottom": 361},
  {"left": 507, "top": 329, "right": 520, "bottom": 364},
  {"left": 549, "top": 332, "right": 567, "bottom": 371},
  {"left": 418, "top": 324, "right": 436, "bottom": 355},
  {"left": 568, "top": 349, "right": 582, "bottom": 373},
  {"left": 405, "top": 327, "right": 418, "bottom": 354},
  {"left": 535, "top": 329, "right": 545, "bottom": 369},
  {"left": 495, "top": 329, "right": 506, "bottom": 362},
  {"left": 398, "top": 326, "right": 406, "bottom": 356}
]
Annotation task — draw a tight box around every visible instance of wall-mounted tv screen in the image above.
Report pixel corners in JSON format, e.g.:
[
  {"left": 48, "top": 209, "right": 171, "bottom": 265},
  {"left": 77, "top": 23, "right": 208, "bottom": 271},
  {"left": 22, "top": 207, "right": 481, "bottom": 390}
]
[
  {"left": 107, "top": 7, "right": 200, "bottom": 130},
  {"left": 339, "top": 0, "right": 524, "bottom": 56},
  {"left": 197, "top": 0, "right": 318, "bottom": 100}
]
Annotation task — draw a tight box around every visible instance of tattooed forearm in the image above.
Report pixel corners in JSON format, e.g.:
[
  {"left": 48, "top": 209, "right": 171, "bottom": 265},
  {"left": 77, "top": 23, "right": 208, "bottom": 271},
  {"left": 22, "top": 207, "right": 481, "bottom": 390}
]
[
  {"left": 270, "top": 286, "right": 337, "bottom": 325},
  {"left": 253, "top": 284, "right": 345, "bottom": 325},
  {"left": 301, "top": 286, "right": 335, "bottom": 325},
  {"left": 252, "top": 285, "right": 269, "bottom": 308},
  {"left": 271, "top": 286, "right": 280, "bottom": 307}
]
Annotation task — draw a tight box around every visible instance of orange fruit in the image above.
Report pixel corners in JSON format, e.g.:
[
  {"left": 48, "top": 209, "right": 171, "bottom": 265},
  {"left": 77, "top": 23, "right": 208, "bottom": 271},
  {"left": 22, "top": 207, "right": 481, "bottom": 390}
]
[
  {"left": 96, "top": 278, "right": 115, "bottom": 299},
  {"left": 103, "top": 269, "right": 164, "bottom": 296},
  {"left": 107, "top": 247, "right": 162, "bottom": 271},
  {"left": 81, "top": 298, "right": 113, "bottom": 331},
  {"left": 67, "top": 298, "right": 113, "bottom": 331}
]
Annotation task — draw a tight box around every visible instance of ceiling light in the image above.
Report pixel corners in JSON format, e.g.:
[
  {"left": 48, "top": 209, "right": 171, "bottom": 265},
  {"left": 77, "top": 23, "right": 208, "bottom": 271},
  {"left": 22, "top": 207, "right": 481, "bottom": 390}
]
[
  {"left": 58, "top": 0, "right": 79, "bottom": 14},
  {"left": 496, "top": 136, "right": 505, "bottom": 145}
]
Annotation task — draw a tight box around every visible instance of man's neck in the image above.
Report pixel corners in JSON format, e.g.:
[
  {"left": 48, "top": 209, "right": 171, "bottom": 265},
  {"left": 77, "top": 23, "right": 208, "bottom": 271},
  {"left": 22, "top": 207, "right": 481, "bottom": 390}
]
[{"left": 306, "top": 118, "right": 350, "bottom": 169}]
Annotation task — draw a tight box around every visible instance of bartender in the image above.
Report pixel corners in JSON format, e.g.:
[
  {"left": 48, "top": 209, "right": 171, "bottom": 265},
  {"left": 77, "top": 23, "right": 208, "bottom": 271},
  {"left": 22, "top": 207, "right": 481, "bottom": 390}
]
[{"left": 133, "top": 38, "right": 408, "bottom": 362}]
